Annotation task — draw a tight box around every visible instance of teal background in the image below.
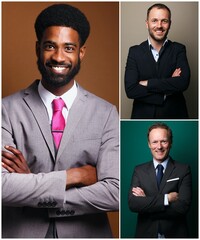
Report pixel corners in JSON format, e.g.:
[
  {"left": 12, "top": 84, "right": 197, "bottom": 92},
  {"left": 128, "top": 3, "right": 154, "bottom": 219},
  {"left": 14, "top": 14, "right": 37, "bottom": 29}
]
[{"left": 121, "top": 121, "right": 198, "bottom": 238}]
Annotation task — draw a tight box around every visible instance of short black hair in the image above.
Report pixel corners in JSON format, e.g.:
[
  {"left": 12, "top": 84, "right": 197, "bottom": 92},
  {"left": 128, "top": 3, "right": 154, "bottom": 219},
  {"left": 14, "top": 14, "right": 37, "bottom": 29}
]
[
  {"left": 35, "top": 4, "right": 90, "bottom": 46},
  {"left": 147, "top": 3, "right": 171, "bottom": 20},
  {"left": 147, "top": 122, "right": 173, "bottom": 144}
]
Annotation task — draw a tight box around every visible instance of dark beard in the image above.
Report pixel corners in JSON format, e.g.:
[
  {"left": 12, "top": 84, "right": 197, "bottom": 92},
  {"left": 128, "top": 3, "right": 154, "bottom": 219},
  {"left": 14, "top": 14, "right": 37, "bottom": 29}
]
[
  {"left": 149, "top": 28, "right": 169, "bottom": 43},
  {"left": 37, "top": 58, "right": 81, "bottom": 88}
]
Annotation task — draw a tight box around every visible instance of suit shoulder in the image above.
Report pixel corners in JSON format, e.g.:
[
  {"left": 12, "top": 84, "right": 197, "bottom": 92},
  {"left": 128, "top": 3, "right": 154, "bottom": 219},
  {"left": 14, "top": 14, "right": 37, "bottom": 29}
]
[
  {"left": 170, "top": 159, "right": 191, "bottom": 173},
  {"left": 2, "top": 80, "right": 38, "bottom": 107},
  {"left": 2, "top": 89, "right": 25, "bottom": 106},
  {"left": 128, "top": 40, "right": 147, "bottom": 52},
  {"left": 169, "top": 41, "right": 186, "bottom": 50},
  {"left": 80, "top": 86, "right": 117, "bottom": 111},
  {"left": 134, "top": 161, "right": 152, "bottom": 170}
]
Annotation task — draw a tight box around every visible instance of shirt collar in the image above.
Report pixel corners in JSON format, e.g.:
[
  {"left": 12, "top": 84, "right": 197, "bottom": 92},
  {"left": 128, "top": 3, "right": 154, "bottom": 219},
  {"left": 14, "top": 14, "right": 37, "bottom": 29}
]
[
  {"left": 38, "top": 80, "right": 78, "bottom": 110},
  {"left": 148, "top": 37, "right": 168, "bottom": 50}
]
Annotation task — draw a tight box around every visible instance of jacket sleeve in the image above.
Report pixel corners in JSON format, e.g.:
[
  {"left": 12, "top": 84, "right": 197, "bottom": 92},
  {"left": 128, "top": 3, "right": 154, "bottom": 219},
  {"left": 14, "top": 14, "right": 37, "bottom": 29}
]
[
  {"left": 128, "top": 165, "right": 192, "bottom": 218},
  {"left": 124, "top": 46, "right": 165, "bottom": 105},
  {"left": 147, "top": 44, "right": 190, "bottom": 94},
  {"left": 128, "top": 167, "right": 166, "bottom": 213}
]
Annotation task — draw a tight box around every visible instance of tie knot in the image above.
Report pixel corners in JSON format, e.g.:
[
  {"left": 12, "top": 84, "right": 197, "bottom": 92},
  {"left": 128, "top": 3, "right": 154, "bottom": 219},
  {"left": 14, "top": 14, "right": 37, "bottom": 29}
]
[
  {"left": 52, "top": 98, "right": 65, "bottom": 112},
  {"left": 157, "top": 164, "right": 164, "bottom": 171}
]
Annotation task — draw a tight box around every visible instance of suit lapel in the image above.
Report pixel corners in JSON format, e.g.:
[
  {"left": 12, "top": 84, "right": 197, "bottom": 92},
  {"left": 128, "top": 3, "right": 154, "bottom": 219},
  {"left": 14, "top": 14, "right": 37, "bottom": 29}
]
[
  {"left": 146, "top": 161, "right": 158, "bottom": 191},
  {"left": 141, "top": 40, "right": 157, "bottom": 65},
  {"left": 23, "top": 81, "right": 56, "bottom": 159},
  {"left": 56, "top": 86, "right": 88, "bottom": 159},
  {"left": 159, "top": 158, "right": 175, "bottom": 191}
]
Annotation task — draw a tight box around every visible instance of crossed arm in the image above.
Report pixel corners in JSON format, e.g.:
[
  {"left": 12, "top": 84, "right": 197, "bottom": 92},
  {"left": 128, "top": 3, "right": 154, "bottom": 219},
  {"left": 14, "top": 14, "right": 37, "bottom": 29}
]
[
  {"left": 139, "top": 68, "right": 182, "bottom": 87},
  {"left": 2, "top": 145, "right": 97, "bottom": 189},
  {"left": 132, "top": 186, "right": 178, "bottom": 203}
]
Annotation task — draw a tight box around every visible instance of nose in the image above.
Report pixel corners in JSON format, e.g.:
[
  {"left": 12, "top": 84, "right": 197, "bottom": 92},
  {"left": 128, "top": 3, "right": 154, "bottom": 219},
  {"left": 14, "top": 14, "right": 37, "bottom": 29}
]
[
  {"left": 157, "top": 142, "right": 163, "bottom": 149},
  {"left": 157, "top": 20, "right": 162, "bottom": 28},
  {"left": 51, "top": 48, "right": 66, "bottom": 63}
]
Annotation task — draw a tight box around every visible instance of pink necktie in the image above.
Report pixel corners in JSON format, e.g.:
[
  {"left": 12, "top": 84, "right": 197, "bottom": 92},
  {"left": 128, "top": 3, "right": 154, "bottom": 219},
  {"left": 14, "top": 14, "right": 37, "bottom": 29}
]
[{"left": 51, "top": 98, "right": 65, "bottom": 149}]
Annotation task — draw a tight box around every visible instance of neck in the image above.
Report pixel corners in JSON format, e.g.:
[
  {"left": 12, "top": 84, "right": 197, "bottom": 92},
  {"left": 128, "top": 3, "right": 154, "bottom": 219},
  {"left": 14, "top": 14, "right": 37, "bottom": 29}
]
[
  {"left": 41, "top": 79, "right": 75, "bottom": 96},
  {"left": 149, "top": 36, "right": 166, "bottom": 52}
]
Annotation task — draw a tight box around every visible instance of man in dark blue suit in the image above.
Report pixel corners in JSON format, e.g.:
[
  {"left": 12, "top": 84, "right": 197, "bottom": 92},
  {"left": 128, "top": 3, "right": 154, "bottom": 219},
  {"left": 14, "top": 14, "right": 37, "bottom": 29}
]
[
  {"left": 128, "top": 123, "right": 192, "bottom": 237},
  {"left": 125, "top": 3, "right": 190, "bottom": 119}
]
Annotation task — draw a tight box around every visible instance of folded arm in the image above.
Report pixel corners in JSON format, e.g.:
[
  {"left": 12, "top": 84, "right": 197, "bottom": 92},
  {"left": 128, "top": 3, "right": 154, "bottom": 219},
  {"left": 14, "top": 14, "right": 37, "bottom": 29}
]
[
  {"left": 128, "top": 166, "right": 192, "bottom": 218},
  {"left": 2, "top": 105, "right": 119, "bottom": 217},
  {"left": 125, "top": 44, "right": 190, "bottom": 103}
]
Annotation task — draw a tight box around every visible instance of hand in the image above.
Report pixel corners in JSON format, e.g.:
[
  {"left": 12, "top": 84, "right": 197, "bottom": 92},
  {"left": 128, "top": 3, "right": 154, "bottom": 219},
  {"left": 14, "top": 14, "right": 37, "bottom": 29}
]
[
  {"left": 66, "top": 165, "right": 97, "bottom": 189},
  {"left": 132, "top": 187, "right": 146, "bottom": 197},
  {"left": 172, "top": 68, "right": 181, "bottom": 77},
  {"left": 2, "top": 146, "right": 31, "bottom": 173},
  {"left": 139, "top": 80, "right": 148, "bottom": 86},
  {"left": 168, "top": 192, "right": 179, "bottom": 202}
]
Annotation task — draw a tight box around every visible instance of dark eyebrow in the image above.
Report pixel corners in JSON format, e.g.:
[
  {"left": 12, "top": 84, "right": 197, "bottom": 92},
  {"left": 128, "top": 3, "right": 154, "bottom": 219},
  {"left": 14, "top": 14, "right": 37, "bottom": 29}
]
[{"left": 43, "top": 40, "right": 77, "bottom": 47}]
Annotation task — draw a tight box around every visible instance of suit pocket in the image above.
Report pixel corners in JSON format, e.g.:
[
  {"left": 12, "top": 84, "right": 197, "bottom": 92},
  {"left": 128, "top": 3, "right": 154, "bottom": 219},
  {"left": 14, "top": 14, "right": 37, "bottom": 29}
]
[{"left": 165, "top": 179, "right": 179, "bottom": 192}]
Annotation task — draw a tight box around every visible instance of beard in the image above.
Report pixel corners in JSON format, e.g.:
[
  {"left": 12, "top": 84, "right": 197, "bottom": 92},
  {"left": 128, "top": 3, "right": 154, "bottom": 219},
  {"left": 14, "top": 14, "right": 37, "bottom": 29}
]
[
  {"left": 148, "top": 27, "right": 169, "bottom": 43},
  {"left": 37, "top": 58, "right": 81, "bottom": 88}
]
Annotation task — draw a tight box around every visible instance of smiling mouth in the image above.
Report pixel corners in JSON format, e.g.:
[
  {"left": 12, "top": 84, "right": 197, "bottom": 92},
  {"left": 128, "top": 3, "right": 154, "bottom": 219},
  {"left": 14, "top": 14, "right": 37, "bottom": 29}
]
[
  {"left": 47, "top": 63, "right": 72, "bottom": 74},
  {"left": 52, "top": 66, "right": 67, "bottom": 73}
]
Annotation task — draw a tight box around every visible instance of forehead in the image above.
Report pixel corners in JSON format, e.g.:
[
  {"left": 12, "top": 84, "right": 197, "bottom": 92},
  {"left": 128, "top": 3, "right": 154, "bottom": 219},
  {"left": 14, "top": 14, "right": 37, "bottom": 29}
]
[
  {"left": 41, "top": 26, "right": 80, "bottom": 44},
  {"left": 149, "top": 128, "right": 169, "bottom": 139},
  {"left": 148, "top": 7, "right": 170, "bottom": 19}
]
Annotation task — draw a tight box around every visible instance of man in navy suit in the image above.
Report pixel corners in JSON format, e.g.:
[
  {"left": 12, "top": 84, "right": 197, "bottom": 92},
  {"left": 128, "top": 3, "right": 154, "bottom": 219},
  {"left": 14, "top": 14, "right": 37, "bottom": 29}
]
[
  {"left": 128, "top": 122, "right": 192, "bottom": 237},
  {"left": 125, "top": 3, "right": 190, "bottom": 119}
]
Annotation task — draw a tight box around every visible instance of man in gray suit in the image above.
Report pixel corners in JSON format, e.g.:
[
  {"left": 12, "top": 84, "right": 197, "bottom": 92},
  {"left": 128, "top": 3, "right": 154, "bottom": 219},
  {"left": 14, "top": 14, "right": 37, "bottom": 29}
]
[{"left": 2, "top": 4, "right": 119, "bottom": 238}]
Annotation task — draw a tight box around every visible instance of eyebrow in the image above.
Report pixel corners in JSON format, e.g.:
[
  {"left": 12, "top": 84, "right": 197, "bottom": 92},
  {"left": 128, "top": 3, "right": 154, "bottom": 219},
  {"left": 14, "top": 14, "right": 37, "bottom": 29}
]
[{"left": 43, "top": 40, "right": 77, "bottom": 47}]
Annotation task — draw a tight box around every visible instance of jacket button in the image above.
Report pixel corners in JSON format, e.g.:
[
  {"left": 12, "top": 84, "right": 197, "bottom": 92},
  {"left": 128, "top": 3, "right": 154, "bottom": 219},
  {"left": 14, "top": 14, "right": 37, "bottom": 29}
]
[
  {"left": 56, "top": 210, "right": 61, "bottom": 216},
  {"left": 70, "top": 210, "right": 75, "bottom": 215},
  {"left": 61, "top": 210, "right": 65, "bottom": 215}
]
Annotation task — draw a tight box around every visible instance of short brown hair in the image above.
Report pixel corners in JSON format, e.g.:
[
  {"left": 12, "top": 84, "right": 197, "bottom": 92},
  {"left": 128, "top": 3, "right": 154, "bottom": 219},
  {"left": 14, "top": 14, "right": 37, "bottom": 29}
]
[
  {"left": 147, "top": 122, "right": 173, "bottom": 143},
  {"left": 147, "top": 3, "right": 171, "bottom": 20}
]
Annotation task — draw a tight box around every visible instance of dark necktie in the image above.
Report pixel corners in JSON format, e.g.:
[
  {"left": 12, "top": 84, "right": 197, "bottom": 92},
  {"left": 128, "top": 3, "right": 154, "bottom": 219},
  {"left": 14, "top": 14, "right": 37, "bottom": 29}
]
[
  {"left": 51, "top": 98, "right": 65, "bottom": 149},
  {"left": 156, "top": 164, "right": 164, "bottom": 188}
]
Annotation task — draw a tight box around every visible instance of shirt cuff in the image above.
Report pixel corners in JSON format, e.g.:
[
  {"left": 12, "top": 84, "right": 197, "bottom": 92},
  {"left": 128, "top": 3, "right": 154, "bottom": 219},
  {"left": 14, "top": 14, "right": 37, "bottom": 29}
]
[{"left": 164, "top": 194, "right": 169, "bottom": 205}]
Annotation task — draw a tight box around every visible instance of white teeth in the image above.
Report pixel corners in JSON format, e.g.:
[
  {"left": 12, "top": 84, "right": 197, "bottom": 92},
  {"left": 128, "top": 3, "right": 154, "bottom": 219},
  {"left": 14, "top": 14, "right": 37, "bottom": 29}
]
[
  {"left": 52, "top": 66, "right": 66, "bottom": 72},
  {"left": 53, "top": 66, "right": 65, "bottom": 70}
]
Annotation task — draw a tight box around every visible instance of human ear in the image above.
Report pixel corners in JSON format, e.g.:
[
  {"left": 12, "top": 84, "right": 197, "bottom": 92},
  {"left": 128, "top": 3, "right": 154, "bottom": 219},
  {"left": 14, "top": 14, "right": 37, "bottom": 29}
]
[{"left": 79, "top": 45, "right": 86, "bottom": 61}]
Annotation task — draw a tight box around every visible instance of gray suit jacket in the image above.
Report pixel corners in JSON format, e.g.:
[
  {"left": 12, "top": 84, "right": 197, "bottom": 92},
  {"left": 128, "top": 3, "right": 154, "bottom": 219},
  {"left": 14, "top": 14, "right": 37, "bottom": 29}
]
[{"left": 2, "top": 80, "right": 119, "bottom": 238}]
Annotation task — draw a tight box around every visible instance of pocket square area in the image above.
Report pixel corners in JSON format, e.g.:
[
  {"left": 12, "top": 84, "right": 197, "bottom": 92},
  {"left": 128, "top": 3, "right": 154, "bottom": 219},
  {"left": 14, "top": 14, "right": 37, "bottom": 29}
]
[{"left": 167, "top": 177, "right": 180, "bottom": 182}]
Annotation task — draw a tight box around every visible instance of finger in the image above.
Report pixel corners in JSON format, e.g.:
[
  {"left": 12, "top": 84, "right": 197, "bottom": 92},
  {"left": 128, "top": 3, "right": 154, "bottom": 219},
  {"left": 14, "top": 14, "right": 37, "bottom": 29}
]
[
  {"left": 4, "top": 145, "right": 22, "bottom": 157},
  {"left": 2, "top": 162, "right": 15, "bottom": 173},
  {"left": 4, "top": 146, "right": 25, "bottom": 164},
  {"left": 2, "top": 156, "right": 22, "bottom": 172},
  {"left": 2, "top": 151, "right": 22, "bottom": 169}
]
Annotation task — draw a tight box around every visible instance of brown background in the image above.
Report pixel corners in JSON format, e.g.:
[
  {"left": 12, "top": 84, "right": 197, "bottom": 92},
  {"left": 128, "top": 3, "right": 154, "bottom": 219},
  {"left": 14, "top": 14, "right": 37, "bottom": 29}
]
[{"left": 2, "top": 2, "right": 119, "bottom": 237}]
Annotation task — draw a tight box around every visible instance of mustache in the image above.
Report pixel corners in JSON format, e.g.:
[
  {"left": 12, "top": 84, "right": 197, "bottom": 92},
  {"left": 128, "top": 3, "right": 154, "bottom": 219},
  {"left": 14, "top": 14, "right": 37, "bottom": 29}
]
[
  {"left": 46, "top": 60, "right": 72, "bottom": 68},
  {"left": 155, "top": 27, "right": 165, "bottom": 31}
]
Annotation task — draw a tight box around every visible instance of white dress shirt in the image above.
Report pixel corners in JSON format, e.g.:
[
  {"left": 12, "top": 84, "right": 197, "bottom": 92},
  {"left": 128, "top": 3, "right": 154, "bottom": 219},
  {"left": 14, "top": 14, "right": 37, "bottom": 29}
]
[{"left": 38, "top": 80, "right": 77, "bottom": 124}]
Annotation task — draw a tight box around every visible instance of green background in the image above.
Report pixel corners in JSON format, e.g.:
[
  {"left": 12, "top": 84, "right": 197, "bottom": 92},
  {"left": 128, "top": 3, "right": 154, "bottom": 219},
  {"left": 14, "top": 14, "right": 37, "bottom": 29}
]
[{"left": 121, "top": 121, "right": 198, "bottom": 238}]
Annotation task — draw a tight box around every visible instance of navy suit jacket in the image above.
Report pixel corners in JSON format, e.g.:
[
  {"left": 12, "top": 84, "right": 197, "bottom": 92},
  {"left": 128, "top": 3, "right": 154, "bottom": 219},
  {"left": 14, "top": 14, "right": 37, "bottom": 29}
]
[
  {"left": 128, "top": 158, "right": 192, "bottom": 238},
  {"left": 125, "top": 40, "right": 190, "bottom": 119}
]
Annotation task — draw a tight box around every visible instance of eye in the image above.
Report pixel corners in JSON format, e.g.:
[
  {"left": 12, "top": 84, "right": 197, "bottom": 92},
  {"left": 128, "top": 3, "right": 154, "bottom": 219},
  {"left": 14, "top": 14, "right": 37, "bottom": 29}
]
[
  {"left": 151, "top": 19, "right": 158, "bottom": 23},
  {"left": 43, "top": 44, "right": 55, "bottom": 51},
  {"left": 65, "top": 45, "right": 76, "bottom": 53},
  {"left": 162, "top": 19, "right": 169, "bottom": 24}
]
